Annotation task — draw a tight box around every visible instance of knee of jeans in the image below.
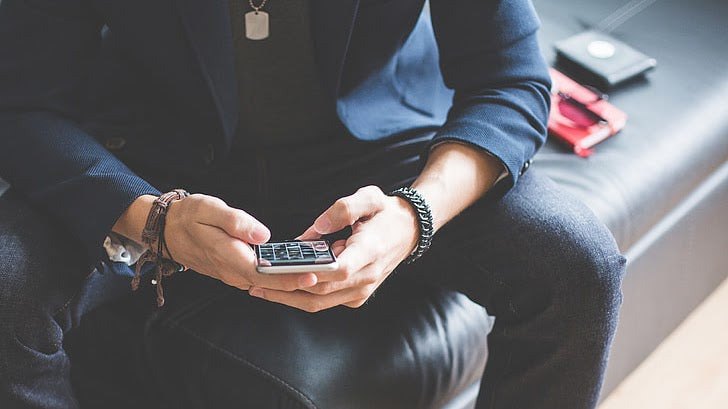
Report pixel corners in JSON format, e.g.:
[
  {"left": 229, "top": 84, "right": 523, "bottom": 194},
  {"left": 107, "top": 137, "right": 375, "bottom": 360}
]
[
  {"left": 0, "top": 234, "right": 36, "bottom": 320},
  {"left": 535, "top": 210, "right": 627, "bottom": 316},
  {"left": 0, "top": 267, "right": 66, "bottom": 356},
  {"left": 0, "top": 292, "right": 65, "bottom": 357},
  {"left": 0, "top": 212, "right": 71, "bottom": 354}
]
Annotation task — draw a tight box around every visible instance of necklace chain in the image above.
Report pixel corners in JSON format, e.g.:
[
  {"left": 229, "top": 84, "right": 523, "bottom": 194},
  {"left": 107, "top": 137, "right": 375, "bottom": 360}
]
[{"left": 248, "top": 0, "right": 268, "bottom": 12}]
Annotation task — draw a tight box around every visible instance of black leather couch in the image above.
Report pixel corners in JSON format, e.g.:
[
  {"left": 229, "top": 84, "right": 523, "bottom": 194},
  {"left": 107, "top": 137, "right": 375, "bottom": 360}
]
[
  {"left": 534, "top": 0, "right": 728, "bottom": 396},
  {"left": 2, "top": 0, "right": 727, "bottom": 407}
]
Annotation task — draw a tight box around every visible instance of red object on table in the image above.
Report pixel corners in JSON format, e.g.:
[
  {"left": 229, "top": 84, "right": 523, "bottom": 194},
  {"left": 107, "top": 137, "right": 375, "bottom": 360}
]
[{"left": 548, "top": 68, "right": 627, "bottom": 157}]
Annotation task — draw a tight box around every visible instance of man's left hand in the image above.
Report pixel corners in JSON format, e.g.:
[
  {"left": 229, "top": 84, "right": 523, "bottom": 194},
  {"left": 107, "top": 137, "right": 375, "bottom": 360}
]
[{"left": 247, "top": 185, "right": 419, "bottom": 312}]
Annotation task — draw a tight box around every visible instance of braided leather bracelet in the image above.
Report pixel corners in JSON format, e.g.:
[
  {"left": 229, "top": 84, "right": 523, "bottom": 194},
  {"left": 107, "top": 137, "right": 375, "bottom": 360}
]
[
  {"left": 131, "top": 189, "right": 189, "bottom": 307},
  {"left": 388, "top": 187, "right": 434, "bottom": 264}
]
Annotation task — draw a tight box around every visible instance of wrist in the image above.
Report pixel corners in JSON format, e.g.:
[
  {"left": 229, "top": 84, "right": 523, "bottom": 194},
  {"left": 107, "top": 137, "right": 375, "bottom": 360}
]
[
  {"left": 411, "top": 142, "right": 504, "bottom": 232},
  {"left": 112, "top": 194, "right": 157, "bottom": 244},
  {"left": 131, "top": 189, "right": 190, "bottom": 307},
  {"left": 390, "top": 195, "right": 420, "bottom": 257},
  {"left": 410, "top": 173, "right": 447, "bottom": 232},
  {"left": 388, "top": 187, "right": 434, "bottom": 264}
]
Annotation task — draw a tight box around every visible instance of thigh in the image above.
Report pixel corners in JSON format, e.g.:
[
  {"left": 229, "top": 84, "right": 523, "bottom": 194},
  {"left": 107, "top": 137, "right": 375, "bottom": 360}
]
[
  {"left": 0, "top": 191, "right": 87, "bottom": 327},
  {"left": 0, "top": 190, "right": 126, "bottom": 348},
  {"left": 399, "top": 169, "right": 625, "bottom": 318}
]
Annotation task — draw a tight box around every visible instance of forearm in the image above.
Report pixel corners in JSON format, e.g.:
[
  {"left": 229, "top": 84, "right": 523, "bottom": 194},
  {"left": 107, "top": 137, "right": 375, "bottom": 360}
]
[
  {"left": 111, "top": 194, "right": 157, "bottom": 245},
  {"left": 411, "top": 142, "right": 503, "bottom": 233}
]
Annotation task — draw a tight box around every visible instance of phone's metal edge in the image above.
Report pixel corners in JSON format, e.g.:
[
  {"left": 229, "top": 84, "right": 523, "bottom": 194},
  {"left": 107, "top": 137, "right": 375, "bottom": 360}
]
[{"left": 256, "top": 262, "right": 339, "bottom": 274}]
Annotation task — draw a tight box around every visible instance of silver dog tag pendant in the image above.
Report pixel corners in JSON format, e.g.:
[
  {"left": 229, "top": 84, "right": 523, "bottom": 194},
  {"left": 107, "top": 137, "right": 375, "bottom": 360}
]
[{"left": 245, "top": 11, "right": 269, "bottom": 40}]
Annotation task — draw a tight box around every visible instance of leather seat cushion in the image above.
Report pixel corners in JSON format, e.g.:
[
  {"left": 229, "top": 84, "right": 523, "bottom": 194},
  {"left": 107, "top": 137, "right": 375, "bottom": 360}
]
[{"left": 68, "top": 275, "right": 492, "bottom": 409}]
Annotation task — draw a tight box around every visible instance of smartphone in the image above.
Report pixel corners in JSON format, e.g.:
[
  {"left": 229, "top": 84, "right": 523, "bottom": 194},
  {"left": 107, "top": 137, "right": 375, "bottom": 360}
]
[{"left": 254, "top": 240, "right": 338, "bottom": 274}]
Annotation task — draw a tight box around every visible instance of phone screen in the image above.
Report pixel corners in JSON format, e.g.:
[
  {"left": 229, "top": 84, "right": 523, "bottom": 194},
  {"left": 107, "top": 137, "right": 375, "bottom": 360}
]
[{"left": 255, "top": 240, "right": 336, "bottom": 267}]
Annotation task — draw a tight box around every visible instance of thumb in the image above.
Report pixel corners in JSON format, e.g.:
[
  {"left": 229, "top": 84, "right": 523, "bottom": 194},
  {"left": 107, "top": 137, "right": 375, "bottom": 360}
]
[
  {"left": 296, "top": 225, "right": 321, "bottom": 241},
  {"left": 203, "top": 204, "right": 271, "bottom": 244},
  {"left": 312, "top": 187, "right": 382, "bottom": 235},
  {"left": 242, "top": 219, "right": 271, "bottom": 244},
  {"left": 231, "top": 213, "right": 270, "bottom": 244}
]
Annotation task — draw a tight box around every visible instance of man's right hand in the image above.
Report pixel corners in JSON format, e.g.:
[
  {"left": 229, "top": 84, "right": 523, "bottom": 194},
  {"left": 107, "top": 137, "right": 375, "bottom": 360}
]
[{"left": 112, "top": 193, "right": 318, "bottom": 292}]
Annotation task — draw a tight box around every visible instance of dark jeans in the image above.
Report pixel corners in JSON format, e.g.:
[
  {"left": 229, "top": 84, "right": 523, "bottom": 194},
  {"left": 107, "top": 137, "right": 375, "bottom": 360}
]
[{"left": 0, "top": 131, "right": 625, "bottom": 409}]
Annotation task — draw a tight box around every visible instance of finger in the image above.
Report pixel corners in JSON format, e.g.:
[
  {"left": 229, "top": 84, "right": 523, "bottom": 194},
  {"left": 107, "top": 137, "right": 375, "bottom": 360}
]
[
  {"left": 213, "top": 238, "right": 318, "bottom": 291},
  {"left": 331, "top": 240, "right": 346, "bottom": 257},
  {"left": 295, "top": 225, "right": 320, "bottom": 241},
  {"left": 304, "top": 264, "right": 377, "bottom": 295},
  {"left": 251, "top": 272, "right": 319, "bottom": 292},
  {"left": 196, "top": 196, "right": 270, "bottom": 244},
  {"left": 343, "top": 298, "right": 369, "bottom": 309},
  {"left": 315, "top": 239, "right": 372, "bottom": 283},
  {"left": 219, "top": 270, "right": 318, "bottom": 293},
  {"left": 249, "top": 285, "right": 374, "bottom": 313},
  {"left": 312, "top": 186, "right": 385, "bottom": 235}
]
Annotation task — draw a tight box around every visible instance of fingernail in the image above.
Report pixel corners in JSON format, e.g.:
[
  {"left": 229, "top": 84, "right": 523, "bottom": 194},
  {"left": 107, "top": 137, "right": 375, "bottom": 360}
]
[
  {"left": 249, "top": 288, "right": 264, "bottom": 298},
  {"left": 315, "top": 216, "right": 331, "bottom": 233},
  {"left": 251, "top": 225, "right": 270, "bottom": 242}
]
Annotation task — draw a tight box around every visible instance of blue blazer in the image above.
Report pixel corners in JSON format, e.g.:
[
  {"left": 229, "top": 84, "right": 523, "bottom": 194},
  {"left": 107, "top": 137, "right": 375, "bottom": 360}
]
[{"left": 0, "top": 0, "right": 550, "bottom": 268}]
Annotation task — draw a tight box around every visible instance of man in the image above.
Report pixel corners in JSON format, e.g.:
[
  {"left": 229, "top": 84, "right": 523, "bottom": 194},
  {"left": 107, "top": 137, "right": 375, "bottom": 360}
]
[{"left": 0, "top": 0, "right": 626, "bottom": 408}]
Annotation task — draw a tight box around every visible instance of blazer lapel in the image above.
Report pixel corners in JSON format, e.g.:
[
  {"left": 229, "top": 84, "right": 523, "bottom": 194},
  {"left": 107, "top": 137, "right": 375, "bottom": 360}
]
[
  {"left": 173, "top": 0, "right": 359, "bottom": 143},
  {"left": 311, "top": 0, "right": 360, "bottom": 99},
  {"left": 175, "top": 0, "right": 238, "bottom": 142}
]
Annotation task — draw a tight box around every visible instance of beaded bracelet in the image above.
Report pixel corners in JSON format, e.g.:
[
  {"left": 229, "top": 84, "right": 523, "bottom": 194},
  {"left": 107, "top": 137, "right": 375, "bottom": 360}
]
[
  {"left": 388, "top": 187, "right": 434, "bottom": 264},
  {"left": 131, "top": 189, "right": 189, "bottom": 307}
]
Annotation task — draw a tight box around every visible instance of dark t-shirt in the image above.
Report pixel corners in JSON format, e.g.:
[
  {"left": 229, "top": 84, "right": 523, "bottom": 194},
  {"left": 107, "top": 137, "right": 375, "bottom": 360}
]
[{"left": 227, "top": 0, "right": 345, "bottom": 146}]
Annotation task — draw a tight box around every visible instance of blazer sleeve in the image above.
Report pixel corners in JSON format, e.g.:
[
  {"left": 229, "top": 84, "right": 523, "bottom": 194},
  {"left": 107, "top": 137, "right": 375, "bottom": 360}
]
[
  {"left": 429, "top": 0, "right": 551, "bottom": 192},
  {"left": 0, "top": 0, "right": 160, "bottom": 269}
]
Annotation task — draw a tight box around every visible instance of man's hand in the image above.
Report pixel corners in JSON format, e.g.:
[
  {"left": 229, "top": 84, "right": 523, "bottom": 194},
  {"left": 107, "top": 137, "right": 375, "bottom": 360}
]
[
  {"left": 113, "top": 194, "right": 318, "bottom": 292},
  {"left": 247, "top": 142, "right": 504, "bottom": 312},
  {"left": 248, "top": 186, "right": 419, "bottom": 312}
]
